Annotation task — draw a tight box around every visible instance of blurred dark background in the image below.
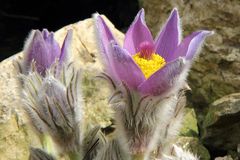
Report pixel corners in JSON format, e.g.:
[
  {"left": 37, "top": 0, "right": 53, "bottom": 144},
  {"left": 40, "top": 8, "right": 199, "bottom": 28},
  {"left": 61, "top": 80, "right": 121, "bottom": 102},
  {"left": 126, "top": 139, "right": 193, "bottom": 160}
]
[{"left": 0, "top": 0, "right": 139, "bottom": 61}]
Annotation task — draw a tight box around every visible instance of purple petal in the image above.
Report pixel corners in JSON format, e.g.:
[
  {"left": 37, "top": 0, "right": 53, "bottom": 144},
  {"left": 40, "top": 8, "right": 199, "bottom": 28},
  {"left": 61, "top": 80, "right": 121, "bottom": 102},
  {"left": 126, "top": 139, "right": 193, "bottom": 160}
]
[
  {"left": 154, "top": 8, "right": 181, "bottom": 62},
  {"left": 123, "top": 9, "right": 154, "bottom": 55},
  {"left": 95, "top": 14, "right": 117, "bottom": 63},
  {"left": 110, "top": 43, "right": 145, "bottom": 89},
  {"left": 44, "top": 32, "right": 61, "bottom": 63},
  {"left": 95, "top": 14, "right": 122, "bottom": 81},
  {"left": 42, "top": 29, "right": 49, "bottom": 40},
  {"left": 171, "top": 30, "right": 214, "bottom": 61},
  {"left": 25, "top": 30, "right": 50, "bottom": 73},
  {"left": 42, "top": 29, "right": 60, "bottom": 61},
  {"left": 59, "top": 29, "right": 73, "bottom": 63},
  {"left": 138, "top": 58, "right": 184, "bottom": 96}
]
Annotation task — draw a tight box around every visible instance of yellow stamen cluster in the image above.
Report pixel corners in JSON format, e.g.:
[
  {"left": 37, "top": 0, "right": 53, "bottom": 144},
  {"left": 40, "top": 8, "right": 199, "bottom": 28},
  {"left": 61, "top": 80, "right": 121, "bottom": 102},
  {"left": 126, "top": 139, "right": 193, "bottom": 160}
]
[{"left": 133, "top": 53, "right": 166, "bottom": 79}]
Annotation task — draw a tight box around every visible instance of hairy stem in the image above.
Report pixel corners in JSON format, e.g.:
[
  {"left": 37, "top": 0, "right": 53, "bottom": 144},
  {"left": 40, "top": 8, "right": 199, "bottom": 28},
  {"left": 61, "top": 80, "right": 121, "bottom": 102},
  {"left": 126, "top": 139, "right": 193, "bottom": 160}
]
[
  {"left": 42, "top": 134, "right": 57, "bottom": 157},
  {"left": 132, "top": 153, "right": 145, "bottom": 160},
  {"left": 68, "top": 152, "right": 81, "bottom": 160}
]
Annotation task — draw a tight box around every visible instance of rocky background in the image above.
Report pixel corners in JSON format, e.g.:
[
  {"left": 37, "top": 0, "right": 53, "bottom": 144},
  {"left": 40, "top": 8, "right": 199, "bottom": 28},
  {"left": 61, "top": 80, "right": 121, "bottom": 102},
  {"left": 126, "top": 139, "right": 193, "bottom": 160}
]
[
  {"left": 140, "top": 0, "right": 240, "bottom": 159},
  {"left": 0, "top": 0, "right": 239, "bottom": 160}
]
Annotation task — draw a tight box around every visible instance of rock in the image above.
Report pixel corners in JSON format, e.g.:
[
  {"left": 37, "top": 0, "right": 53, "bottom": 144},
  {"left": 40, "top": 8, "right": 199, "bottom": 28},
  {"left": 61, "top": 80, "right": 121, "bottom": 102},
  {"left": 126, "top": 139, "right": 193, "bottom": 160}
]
[
  {"left": 176, "top": 137, "right": 210, "bottom": 160},
  {"left": 180, "top": 107, "right": 199, "bottom": 137},
  {"left": 0, "top": 16, "right": 124, "bottom": 160},
  {"left": 227, "top": 150, "right": 239, "bottom": 160},
  {"left": 0, "top": 53, "right": 42, "bottom": 160},
  {"left": 215, "top": 156, "right": 233, "bottom": 160},
  {"left": 202, "top": 93, "right": 240, "bottom": 151},
  {"left": 140, "top": 0, "right": 240, "bottom": 108}
]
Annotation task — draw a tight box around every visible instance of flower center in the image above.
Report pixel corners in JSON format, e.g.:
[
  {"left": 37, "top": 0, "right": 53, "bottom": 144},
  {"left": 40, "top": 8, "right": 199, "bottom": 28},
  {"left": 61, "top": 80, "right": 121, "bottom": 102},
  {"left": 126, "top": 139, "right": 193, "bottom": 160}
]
[
  {"left": 133, "top": 41, "right": 166, "bottom": 78},
  {"left": 139, "top": 41, "right": 154, "bottom": 60}
]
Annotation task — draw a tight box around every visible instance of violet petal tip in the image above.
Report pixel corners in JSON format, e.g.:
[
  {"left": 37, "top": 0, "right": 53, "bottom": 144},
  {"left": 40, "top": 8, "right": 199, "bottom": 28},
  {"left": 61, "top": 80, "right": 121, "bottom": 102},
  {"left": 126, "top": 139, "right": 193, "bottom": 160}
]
[
  {"left": 154, "top": 7, "right": 181, "bottom": 62},
  {"left": 172, "top": 7, "right": 178, "bottom": 13},
  {"left": 185, "top": 30, "right": 214, "bottom": 60},
  {"left": 42, "top": 29, "right": 49, "bottom": 39},
  {"left": 93, "top": 12, "right": 101, "bottom": 21},
  {"left": 123, "top": 8, "right": 154, "bottom": 54},
  {"left": 139, "top": 8, "right": 146, "bottom": 24},
  {"left": 59, "top": 29, "right": 73, "bottom": 63}
]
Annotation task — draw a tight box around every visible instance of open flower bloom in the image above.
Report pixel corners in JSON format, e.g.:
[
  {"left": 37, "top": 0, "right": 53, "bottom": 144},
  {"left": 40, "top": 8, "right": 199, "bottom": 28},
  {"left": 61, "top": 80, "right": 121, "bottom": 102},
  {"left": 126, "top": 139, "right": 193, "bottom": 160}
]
[
  {"left": 95, "top": 8, "right": 213, "bottom": 96},
  {"left": 23, "top": 29, "right": 72, "bottom": 75}
]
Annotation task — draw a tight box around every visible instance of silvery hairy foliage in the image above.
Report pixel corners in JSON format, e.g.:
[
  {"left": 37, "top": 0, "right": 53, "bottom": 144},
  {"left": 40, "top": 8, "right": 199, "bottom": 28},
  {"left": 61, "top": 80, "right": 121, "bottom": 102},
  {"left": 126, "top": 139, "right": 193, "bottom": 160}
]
[
  {"left": 162, "top": 145, "right": 199, "bottom": 160},
  {"left": 97, "top": 73, "right": 193, "bottom": 160},
  {"left": 29, "top": 147, "right": 56, "bottom": 160}
]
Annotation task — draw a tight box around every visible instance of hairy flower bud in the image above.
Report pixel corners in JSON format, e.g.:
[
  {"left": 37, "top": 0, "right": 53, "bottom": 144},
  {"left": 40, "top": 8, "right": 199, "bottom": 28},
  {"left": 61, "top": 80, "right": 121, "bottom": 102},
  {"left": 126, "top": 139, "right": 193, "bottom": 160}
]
[{"left": 21, "top": 29, "right": 72, "bottom": 75}]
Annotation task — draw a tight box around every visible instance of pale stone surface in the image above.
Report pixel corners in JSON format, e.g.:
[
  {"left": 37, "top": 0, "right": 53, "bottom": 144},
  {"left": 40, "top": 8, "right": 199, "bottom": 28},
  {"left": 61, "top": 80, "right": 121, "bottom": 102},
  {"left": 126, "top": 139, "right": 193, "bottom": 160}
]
[
  {"left": 0, "top": 53, "right": 41, "bottom": 160},
  {"left": 215, "top": 156, "right": 233, "bottom": 160},
  {"left": 0, "top": 16, "right": 123, "bottom": 160}
]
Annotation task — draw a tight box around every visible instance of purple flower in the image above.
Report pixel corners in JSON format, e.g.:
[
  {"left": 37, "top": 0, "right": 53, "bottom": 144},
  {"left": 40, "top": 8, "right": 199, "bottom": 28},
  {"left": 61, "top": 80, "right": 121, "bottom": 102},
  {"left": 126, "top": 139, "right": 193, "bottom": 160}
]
[
  {"left": 23, "top": 29, "right": 72, "bottom": 75},
  {"left": 95, "top": 8, "right": 213, "bottom": 96}
]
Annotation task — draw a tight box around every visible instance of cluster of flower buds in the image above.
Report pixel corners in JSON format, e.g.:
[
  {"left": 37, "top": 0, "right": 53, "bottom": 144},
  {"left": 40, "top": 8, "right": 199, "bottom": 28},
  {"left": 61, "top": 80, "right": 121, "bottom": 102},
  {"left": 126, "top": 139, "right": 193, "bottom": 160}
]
[
  {"left": 16, "top": 29, "right": 105, "bottom": 160},
  {"left": 15, "top": 8, "right": 213, "bottom": 160}
]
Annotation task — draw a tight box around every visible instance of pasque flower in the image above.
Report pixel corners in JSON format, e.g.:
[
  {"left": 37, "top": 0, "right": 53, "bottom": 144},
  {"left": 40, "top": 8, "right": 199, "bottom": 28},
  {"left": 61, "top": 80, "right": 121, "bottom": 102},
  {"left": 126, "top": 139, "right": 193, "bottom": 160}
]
[
  {"left": 95, "top": 8, "right": 213, "bottom": 159},
  {"left": 95, "top": 8, "right": 213, "bottom": 96},
  {"left": 23, "top": 29, "right": 72, "bottom": 75}
]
